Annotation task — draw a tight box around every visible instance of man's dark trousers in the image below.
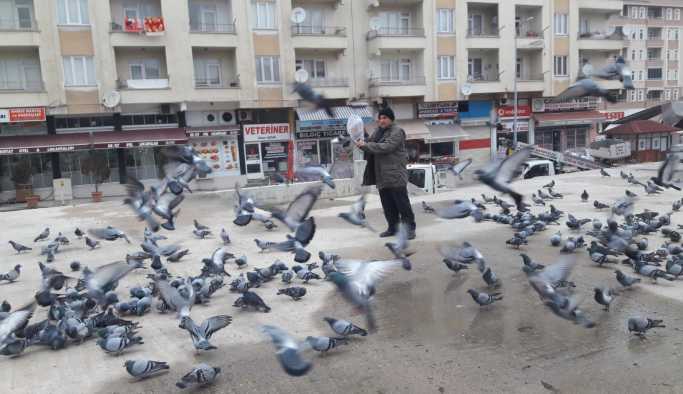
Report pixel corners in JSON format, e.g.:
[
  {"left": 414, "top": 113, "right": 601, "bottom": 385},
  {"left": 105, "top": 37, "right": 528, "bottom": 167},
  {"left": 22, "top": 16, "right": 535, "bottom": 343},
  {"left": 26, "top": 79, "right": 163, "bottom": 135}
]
[{"left": 378, "top": 186, "right": 415, "bottom": 231}]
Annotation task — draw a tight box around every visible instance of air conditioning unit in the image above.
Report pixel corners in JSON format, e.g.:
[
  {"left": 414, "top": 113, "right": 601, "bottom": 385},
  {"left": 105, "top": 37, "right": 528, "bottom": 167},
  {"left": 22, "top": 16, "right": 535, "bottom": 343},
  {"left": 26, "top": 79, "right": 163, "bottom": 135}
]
[
  {"left": 219, "top": 111, "right": 236, "bottom": 125},
  {"left": 205, "top": 112, "right": 218, "bottom": 124},
  {"left": 237, "top": 110, "right": 253, "bottom": 122}
]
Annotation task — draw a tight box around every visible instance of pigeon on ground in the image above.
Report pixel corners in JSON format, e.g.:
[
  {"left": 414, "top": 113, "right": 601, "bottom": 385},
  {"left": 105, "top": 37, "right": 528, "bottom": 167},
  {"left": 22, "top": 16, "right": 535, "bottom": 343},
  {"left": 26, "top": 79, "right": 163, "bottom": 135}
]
[
  {"left": 547, "top": 188, "right": 564, "bottom": 198},
  {"left": 8, "top": 241, "right": 31, "bottom": 254},
  {"left": 439, "top": 241, "right": 486, "bottom": 272},
  {"left": 385, "top": 223, "right": 413, "bottom": 270},
  {"left": 422, "top": 201, "right": 435, "bottom": 213},
  {"left": 339, "top": 193, "right": 374, "bottom": 231},
  {"left": 475, "top": 147, "right": 532, "bottom": 210},
  {"left": 88, "top": 226, "right": 130, "bottom": 243},
  {"left": 626, "top": 190, "right": 638, "bottom": 198},
  {"left": 542, "top": 180, "right": 555, "bottom": 189},
  {"left": 74, "top": 228, "right": 84, "bottom": 238},
  {"left": 434, "top": 199, "right": 481, "bottom": 219},
  {"left": 178, "top": 315, "right": 232, "bottom": 351},
  {"left": 593, "top": 287, "right": 617, "bottom": 310},
  {"left": 124, "top": 359, "right": 169, "bottom": 380},
  {"left": 482, "top": 267, "right": 500, "bottom": 288},
  {"left": 84, "top": 237, "right": 99, "bottom": 250},
  {"left": 449, "top": 158, "right": 472, "bottom": 180},
  {"left": 323, "top": 317, "right": 368, "bottom": 337},
  {"left": 262, "top": 325, "right": 313, "bottom": 377},
  {"left": 220, "top": 228, "right": 230, "bottom": 245},
  {"left": 467, "top": 289, "right": 503, "bottom": 306},
  {"left": 291, "top": 266, "right": 321, "bottom": 283},
  {"left": 443, "top": 259, "right": 469, "bottom": 274},
  {"left": 551, "top": 77, "right": 617, "bottom": 103},
  {"left": 628, "top": 317, "right": 664, "bottom": 337},
  {"left": 544, "top": 294, "right": 596, "bottom": 328},
  {"left": 176, "top": 363, "right": 221, "bottom": 389},
  {"left": 194, "top": 219, "right": 209, "bottom": 231},
  {"left": 155, "top": 278, "right": 195, "bottom": 318},
  {"left": 651, "top": 153, "right": 682, "bottom": 191},
  {"left": 193, "top": 229, "right": 212, "bottom": 239},
  {"left": 600, "top": 168, "right": 611, "bottom": 177},
  {"left": 305, "top": 336, "right": 349, "bottom": 353},
  {"left": 34, "top": 228, "right": 49, "bottom": 242},
  {"left": 550, "top": 231, "right": 562, "bottom": 247},
  {"left": 520, "top": 253, "right": 545, "bottom": 274},
  {"left": 0, "top": 265, "right": 21, "bottom": 283},
  {"left": 532, "top": 193, "right": 546, "bottom": 206},
  {"left": 97, "top": 335, "right": 143, "bottom": 355},
  {"left": 166, "top": 249, "right": 190, "bottom": 263},
  {"left": 233, "top": 291, "right": 271, "bottom": 312},
  {"left": 201, "top": 248, "right": 232, "bottom": 276},
  {"left": 293, "top": 82, "right": 333, "bottom": 118},
  {"left": 277, "top": 287, "right": 307, "bottom": 301},
  {"left": 594, "top": 200, "right": 609, "bottom": 209},
  {"left": 581, "top": 190, "right": 589, "bottom": 202},
  {"left": 0, "top": 302, "right": 35, "bottom": 346}
]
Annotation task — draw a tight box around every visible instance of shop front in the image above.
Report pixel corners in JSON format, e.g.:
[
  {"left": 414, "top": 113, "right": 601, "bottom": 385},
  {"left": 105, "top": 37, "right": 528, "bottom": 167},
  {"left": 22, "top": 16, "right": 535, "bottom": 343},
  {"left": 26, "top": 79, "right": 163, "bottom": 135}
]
[
  {"left": 412, "top": 101, "right": 463, "bottom": 166},
  {"left": 495, "top": 104, "right": 531, "bottom": 149},
  {"left": 532, "top": 97, "right": 605, "bottom": 154},
  {"left": 186, "top": 126, "right": 241, "bottom": 187},
  {"left": 242, "top": 123, "right": 291, "bottom": 181},
  {"left": 295, "top": 106, "right": 372, "bottom": 180}
]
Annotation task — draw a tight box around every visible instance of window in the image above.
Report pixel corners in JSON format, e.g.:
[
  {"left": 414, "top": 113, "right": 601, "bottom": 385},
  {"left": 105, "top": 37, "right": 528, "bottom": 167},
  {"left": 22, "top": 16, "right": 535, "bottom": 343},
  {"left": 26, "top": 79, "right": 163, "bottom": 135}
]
[
  {"left": 437, "top": 56, "right": 455, "bottom": 80},
  {"left": 638, "top": 136, "right": 651, "bottom": 151},
  {"left": 647, "top": 90, "right": 662, "bottom": 100},
  {"left": 437, "top": 9, "right": 454, "bottom": 33},
  {"left": 648, "top": 68, "right": 662, "bottom": 80},
  {"left": 639, "top": 50, "right": 644, "bottom": 60},
  {"left": 128, "top": 59, "right": 160, "bottom": 80},
  {"left": 256, "top": 56, "right": 280, "bottom": 83},
  {"left": 674, "top": 49, "right": 679, "bottom": 60},
  {"left": 0, "top": 57, "right": 42, "bottom": 91},
  {"left": 254, "top": 0, "right": 275, "bottom": 29},
  {"left": 672, "top": 70, "right": 679, "bottom": 81},
  {"left": 298, "top": 8, "right": 324, "bottom": 34},
  {"left": 638, "top": 89, "right": 644, "bottom": 101},
  {"left": 652, "top": 135, "right": 661, "bottom": 150},
  {"left": 379, "top": 11, "right": 411, "bottom": 35},
  {"left": 676, "top": 9, "right": 681, "bottom": 20},
  {"left": 565, "top": 129, "right": 586, "bottom": 150},
  {"left": 380, "top": 58, "right": 411, "bottom": 81},
  {"left": 62, "top": 56, "right": 95, "bottom": 86},
  {"left": 631, "top": 49, "right": 636, "bottom": 61},
  {"left": 629, "top": 7, "right": 637, "bottom": 18},
  {"left": 665, "top": 89, "right": 672, "bottom": 100},
  {"left": 675, "top": 28, "right": 680, "bottom": 40},
  {"left": 554, "top": 13, "right": 567, "bottom": 36},
  {"left": 647, "top": 48, "right": 660, "bottom": 60},
  {"left": 194, "top": 59, "right": 221, "bottom": 86},
  {"left": 57, "top": 0, "right": 89, "bottom": 25},
  {"left": 667, "top": 8, "right": 673, "bottom": 20},
  {"left": 468, "top": 58, "right": 482, "bottom": 80},
  {"left": 629, "top": 90, "right": 636, "bottom": 101},
  {"left": 554, "top": 56, "right": 567, "bottom": 76},
  {"left": 674, "top": 89, "right": 680, "bottom": 100},
  {"left": 639, "top": 7, "right": 646, "bottom": 19},
  {"left": 638, "top": 70, "right": 644, "bottom": 81},
  {"left": 639, "top": 28, "right": 645, "bottom": 40},
  {"left": 295, "top": 59, "right": 326, "bottom": 79}
]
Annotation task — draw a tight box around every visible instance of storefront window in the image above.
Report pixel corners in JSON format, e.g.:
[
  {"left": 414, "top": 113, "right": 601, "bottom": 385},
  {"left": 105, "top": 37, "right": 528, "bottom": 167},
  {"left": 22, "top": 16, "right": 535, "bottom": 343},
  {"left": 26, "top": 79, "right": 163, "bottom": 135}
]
[
  {"left": 566, "top": 129, "right": 587, "bottom": 150},
  {"left": 331, "top": 141, "right": 353, "bottom": 179},
  {"left": 125, "top": 148, "right": 162, "bottom": 180},
  {"left": 61, "top": 150, "right": 120, "bottom": 186},
  {"left": 0, "top": 154, "right": 54, "bottom": 191},
  {"left": 319, "top": 139, "right": 332, "bottom": 165},
  {"left": 638, "top": 136, "right": 651, "bottom": 151},
  {"left": 430, "top": 142, "right": 454, "bottom": 157},
  {"left": 296, "top": 140, "right": 319, "bottom": 166},
  {"left": 191, "top": 137, "right": 240, "bottom": 176},
  {"left": 261, "top": 141, "right": 288, "bottom": 175},
  {"left": 537, "top": 130, "right": 554, "bottom": 151}
]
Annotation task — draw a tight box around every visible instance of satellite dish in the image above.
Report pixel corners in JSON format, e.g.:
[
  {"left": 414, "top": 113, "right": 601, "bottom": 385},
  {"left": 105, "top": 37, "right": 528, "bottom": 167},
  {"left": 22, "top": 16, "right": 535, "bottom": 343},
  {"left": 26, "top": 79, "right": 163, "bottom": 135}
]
[
  {"left": 582, "top": 63, "right": 594, "bottom": 78},
  {"left": 102, "top": 91, "right": 121, "bottom": 108},
  {"left": 461, "top": 83, "right": 472, "bottom": 97},
  {"left": 291, "top": 7, "right": 306, "bottom": 25},
  {"left": 294, "top": 68, "right": 309, "bottom": 83},
  {"left": 369, "top": 17, "right": 382, "bottom": 31}
]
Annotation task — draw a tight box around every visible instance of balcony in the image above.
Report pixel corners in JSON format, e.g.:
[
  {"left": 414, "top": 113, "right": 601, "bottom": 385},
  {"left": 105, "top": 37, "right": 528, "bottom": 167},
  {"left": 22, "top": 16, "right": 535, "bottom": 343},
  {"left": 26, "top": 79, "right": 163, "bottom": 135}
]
[
  {"left": 517, "top": 74, "right": 545, "bottom": 92},
  {"left": 577, "top": 33, "right": 626, "bottom": 51},
  {"left": 367, "top": 28, "right": 425, "bottom": 53},
  {"left": 0, "top": 80, "right": 47, "bottom": 108},
  {"left": 647, "top": 59, "right": 663, "bottom": 67},
  {"left": 117, "top": 78, "right": 169, "bottom": 90},
  {"left": 577, "top": 0, "right": 622, "bottom": 11},
  {"left": 109, "top": 0, "right": 165, "bottom": 46},
  {"left": 291, "top": 25, "right": 347, "bottom": 49},
  {"left": 304, "top": 78, "right": 349, "bottom": 99},
  {"left": 0, "top": 16, "right": 40, "bottom": 46},
  {"left": 647, "top": 39, "right": 665, "bottom": 47},
  {"left": 646, "top": 79, "right": 664, "bottom": 88},
  {"left": 369, "top": 76, "right": 426, "bottom": 97}
]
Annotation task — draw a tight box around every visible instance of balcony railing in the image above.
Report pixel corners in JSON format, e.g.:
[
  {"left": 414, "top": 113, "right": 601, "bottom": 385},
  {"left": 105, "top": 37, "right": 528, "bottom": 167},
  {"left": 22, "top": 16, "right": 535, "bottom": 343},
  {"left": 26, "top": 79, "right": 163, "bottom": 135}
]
[
  {"left": 369, "top": 76, "right": 426, "bottom": 87},
  {"left": 577, "top": 32, "right": 627, "bottom": 40},
  {"left": 308, "top": 77, "right": 349, "bottom": 87},
  {"left": 516, "top": 31, "right": 542, "bottom": 39},
  {"left": 0, "top": 80, "right": 44, "bottom": 92},
  {"left": 367, "top": 27, "right": 425, "bottom": 39},
  {"left": 517, "top": 73, "right": 544, "bottom": 81},
  {"left": 468, "top": 74, "right": 500, "bottom": 82},
  {"left": 0, "top": 17, "right": 37, "bottom": 31},
  {"left": 647, "top": 39, "right": 664, "bottom": 46},
  {"left": 190, "top": 22, "right": 236, "bottom": 34},
  {"left": 467, "top": 28, "right": 500, "bottom": 38},
  {"left": 194, "top": 78, "right": 240, "bottom": 88},
  {"left": 117, "top": 78, "right": 170, "bottom": 90},
  {"left": 111, "top": 17, "right": 165, "bottom": 34},
  {"left": 291, "top": 25, "right": 346, "bottom": 36}
]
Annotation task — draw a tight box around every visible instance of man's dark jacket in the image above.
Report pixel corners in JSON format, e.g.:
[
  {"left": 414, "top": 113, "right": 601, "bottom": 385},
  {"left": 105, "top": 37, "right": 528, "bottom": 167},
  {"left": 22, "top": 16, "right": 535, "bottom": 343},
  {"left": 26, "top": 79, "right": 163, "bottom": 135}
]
[{"left": 361, "top": 123, "right": 409, "bottom": 190}]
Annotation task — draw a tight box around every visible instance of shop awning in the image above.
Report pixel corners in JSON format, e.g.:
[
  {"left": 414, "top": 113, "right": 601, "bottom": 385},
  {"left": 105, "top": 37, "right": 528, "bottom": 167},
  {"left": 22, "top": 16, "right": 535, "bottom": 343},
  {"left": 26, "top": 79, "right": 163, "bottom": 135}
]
[
  {"left": 296, "top": 106, "right": 373, "bottom": 123},
  {"left": 605, "top": 120, "right": 681, "bottom": 136},
  {"left": 534, "top": 111, "right": 605, "bottom": 127},
  {"left": 91, "top": 128, "right": 188, "bottom": 148},
  {"left": 425, "top": 124, "right": 469, "bottom": 143},
  {"left": 186, "top": 125, "right": 240, "bottom": 138},
  {"left": 610, "top": 105, "right": 663, "bottom": 125},
  {"left": 400, "top": 119, "right": 431, "bottom": 140},
  {"left": 0, "top": 128, "right": 188, "bottom": 155},
  {"left": 0, "top": 133, "right": 92, "bottom": 155}
]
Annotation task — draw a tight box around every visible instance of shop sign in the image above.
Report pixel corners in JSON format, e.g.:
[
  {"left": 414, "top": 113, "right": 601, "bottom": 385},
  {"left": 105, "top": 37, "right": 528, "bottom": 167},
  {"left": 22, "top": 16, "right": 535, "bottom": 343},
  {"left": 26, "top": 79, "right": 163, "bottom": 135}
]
[
  {"left": 497, "top": 105, "right": 531, "bottom": 118},
  {"left": 295, "top": 122, "right": 346, "bottom": 139},
  {"left": 532, "top": 97, "right": 598, "bottom": 113},
  {"left": 0, "top": 145, "right": 78, "bottom": 155},
  {"left": 186, "top": 127, "right": 240, "bottom": 138},
  {"left": 0, "top": 107, "right": 46, "bottom": 123},
  {"left": 244, "top": 123, "right": 291, "bottom": 142},
  {"left": 101, "top": 140, "right": 182, "bottom": 149},
  {"left": 602, "top": 111, "right": 625, "bottom": 121},
  {"left": 499, "top": 120, "right": 530, "bottom": 133},
  {"left": 262, "top": 142, "right": 288, "bottom": 160},
  {"left": 417, "top": 102, "right": 460, "bottom": 119}
]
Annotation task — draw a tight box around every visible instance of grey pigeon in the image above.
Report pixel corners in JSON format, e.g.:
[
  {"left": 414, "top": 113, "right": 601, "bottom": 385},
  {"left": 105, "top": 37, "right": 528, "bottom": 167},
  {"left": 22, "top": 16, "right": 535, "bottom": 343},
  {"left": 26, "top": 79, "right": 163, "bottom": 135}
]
[
  {"left": 551, "top": 77, "right": 617, "bottom": 103},
  {"left": 0, "top": 302, "right": 35, "bottom": 347},
  {"left": 8, "top": 241, "right": 31, "bottom": 254},
  {"left": 297, "top": 166, "right": 335, "bottom": 189},
  {"left": 467, "top": 289, "right": 503, "bottom": 306},
  {"left": 520, "top": 253, "right": 545, "bottom": 274},
  {"left": 193, "top": 219, "right": 209, "bottom": 231},
  {"left": 475, "top": 147, "right": 532, "bottom": 210},
  {"left": 594, "top": 200, "right": 609, "bottom": 209},
  {"left": 85, "top": 236, "right": 99, "bottom": 250},
  {"left": 600, "top": 168, "right": 611, "bottom": 177},
  {"left": 528, "top": 255, "right": 575, "bottom": 307},
  {"left": 34, "top": 228, "right": 49, "bottom": 242},
  {"left": 440, "top": 241, "right": 486, "bottom": 272},
  {"left": 305, "top": 336, "right": 348, "bottom": 353},
  {"left": 651, "top": 153, "right": 682, "bottom": 190},
  {"left": 550, "top": 231, "right": 562, "bottom": 247},
  {"left": 84, "top": 261, "right": 137, "bottom": 304},
  {"left": 201, "top": 247, "right": 232, "bottom": 276},
  {"left": 124, "top": 359, "right": 169, "bottom": 379},
  {"left": 482, "top": 267, "right": 500, "bottom": 288},
  {"left": 220, "top": 228, "right": 231, "bottom": 245},
  {"left": 434, "top": 199, "right": 481, "bottom": 219},
  {"left": 155, "top": 278, "right": 195, "bottom": 318},
  {"left": 628, "top": 316, "right": 664, "bottom": 337},
  {"left": 261, "top": 325, "right": 312, "bottom": 376},
  {"left": 178, "top": 315, "right": 232, "bottom": 351},
  {"left": 123, "top": 177, "right": 161, "bottom": 232},
  {"left": 271, "top": 185, "right": 321, "bottom": 238},
  {"left": 0, "top": 337, "right": 30, "bottom": 356},
  {"left": 88, "top": 226, "right": 130, "bottom": 243},
  {"left": 233, "top": 291, "right": 271, "bottom": 312},
  {"left": 593, "top": 287, "right": 617, "bottom": 310},
  {"left": 338, "top": 193, "right": 374, "bottom": 231},
  {"left": 449, "top": 158, "right": 472, "bottom": 180},
  {"left": 422, "top": 201, "right": 435, "bottom": 213},
  {"left": 277, "top": 287, "right": 307, "bottom": 300},
  {"left": 0, "top": 265, "right": 21, "bottom": 283},
  {"left": 166, "top": 248, "right": 190, "bottom": 263},
  {"left": 615, "top": 269, "right": 641, "bottom": 288},
  {"left": 97, "top": 335, "right": 143, "bottom": 355},
  {"left": 323, "top": 317, "right": 368, "bottom": 337},
  {"left": 580, "top": 190, "right": 589, "bottom": 202},
  {"left": 293, "top": 82, "right": 333, "bottom": 118},
  {"left": 176, "top": 363, "right": 221, "bottom": 389},
  {"left": 193, "top": 228, "right": 212, "bottom": 239},
  {"left": 544, "top": 295, "right": 595, "bottom": 328},
  {"left": 384, "top": 223, "right": 413, "bottom": 270},
  {"left": 592, "top": 56, "right": 634, "bottom": 90}
]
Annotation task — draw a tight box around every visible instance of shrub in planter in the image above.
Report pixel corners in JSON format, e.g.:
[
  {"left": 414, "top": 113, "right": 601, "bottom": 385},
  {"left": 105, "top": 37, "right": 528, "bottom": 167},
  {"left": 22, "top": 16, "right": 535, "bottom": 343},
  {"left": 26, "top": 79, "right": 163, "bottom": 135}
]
[
  {"left": 11, "top": 159, "right": 32, "bottom": 203},
  {"left": 81, "top": 153, "right": 110, "bottom": 201}
]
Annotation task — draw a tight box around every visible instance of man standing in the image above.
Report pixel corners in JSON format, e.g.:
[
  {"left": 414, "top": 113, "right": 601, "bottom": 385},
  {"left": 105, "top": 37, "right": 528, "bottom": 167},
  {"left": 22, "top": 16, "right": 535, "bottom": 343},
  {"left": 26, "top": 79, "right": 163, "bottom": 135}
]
[{"left": 356, "top": 107, "right": 416, "bottom": 239}]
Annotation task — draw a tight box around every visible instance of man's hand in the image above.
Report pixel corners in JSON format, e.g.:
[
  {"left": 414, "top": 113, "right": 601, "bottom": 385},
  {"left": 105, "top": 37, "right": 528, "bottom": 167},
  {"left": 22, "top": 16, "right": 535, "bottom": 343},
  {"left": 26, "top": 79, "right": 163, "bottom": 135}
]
[{"left": 355, "top": 140, "right": 366, "bottom": 148}]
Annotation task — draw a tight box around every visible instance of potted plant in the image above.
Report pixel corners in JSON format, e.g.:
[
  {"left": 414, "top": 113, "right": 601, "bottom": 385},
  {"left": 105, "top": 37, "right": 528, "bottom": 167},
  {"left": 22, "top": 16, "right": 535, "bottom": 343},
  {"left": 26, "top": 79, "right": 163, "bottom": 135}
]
[
  {"left": 11, "top": 159, "right": 32, "bottom": 203},
  {"left": 25, "top": 194, "right": 40, "bottom": 209},
  {"left": 81, "top": 153, "right": 110, "bottom": 202}
]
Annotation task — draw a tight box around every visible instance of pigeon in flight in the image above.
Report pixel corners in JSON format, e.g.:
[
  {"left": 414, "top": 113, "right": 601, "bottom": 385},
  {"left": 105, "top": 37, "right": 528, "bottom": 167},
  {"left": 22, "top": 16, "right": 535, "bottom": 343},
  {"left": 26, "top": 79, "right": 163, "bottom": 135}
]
[
  {"left": 297, "top": 166, "right": 335, "bottom": 189},
  {"left": 449, "top": 158, "right": 472, "bottom": 180},
  {"left": 551, "top": 78, "right": 617, "bottom": 103},
  {"left": 434, "top": 199, "right": 482, "bottom": 219},
  {"left": 293, "top": 82, "right": 334, "bottom": 118},
  {"left": 155, "top": 278, "right": 195, "bottom": 318},
  {"left": 385, "top": 223, "right": 413, "bottom": 269},
  {"left": 164, "top": 145, "right": 212, "bottom": 176},
  {"left": 178, "top": 315, "right": 232, "bottom": 351},
  {"left": 261, "top": 325, "right": 313, "bottom": 377},
  {"left": 545, "top": 294, "right": 595, "bottom": 328},
  {"left": 84, "top": 261, "right": 137, "bottom": 304},
  {"left": 88, "top": 226, "right": 130, "bottom": 243},
  {"left": 339, "top": 193, "right": 374, "bottom": 231},
  {"left": 651, "top": 153, "right": 681, "bottom": 190},
  {"left": 475, "top": 147, "right": 532, "bottom": 210},
  {"left": 528, "top": 255, "right": 575, "bottom": 308},
  {"left": 124, "top": 359, "right": 170, "bottom": 380},
  {"left": 592, "top": 56, "right": 634, "bottom": 90},
  {"left": 272, "top": 185, "right": 322, "bottom": 235},
  {"left": 176, "top": 363, "right": 221, "bottom": 389},
  {"left": 123, "top": 176, "right": 161, "bottom": 232},
  {"left": 439, "top": 241, "right": 486, "bottom": 272}
]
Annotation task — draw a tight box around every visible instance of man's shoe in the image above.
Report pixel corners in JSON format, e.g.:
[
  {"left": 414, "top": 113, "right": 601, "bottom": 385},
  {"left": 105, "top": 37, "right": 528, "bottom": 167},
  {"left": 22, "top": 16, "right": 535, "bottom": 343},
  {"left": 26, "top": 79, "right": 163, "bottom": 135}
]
[
  {"left": 407, "top": 228, "right": 416, "bottom": 240},
  {"left": 380, "top": 229, "right": 396, "bottom": 238}
]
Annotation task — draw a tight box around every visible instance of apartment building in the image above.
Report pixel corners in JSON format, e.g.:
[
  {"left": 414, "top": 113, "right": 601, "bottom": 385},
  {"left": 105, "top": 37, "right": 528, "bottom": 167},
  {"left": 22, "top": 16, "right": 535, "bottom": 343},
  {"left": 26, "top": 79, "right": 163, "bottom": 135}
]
[{"left": 0, "top": 0, "right": 679, "bottom": 201}]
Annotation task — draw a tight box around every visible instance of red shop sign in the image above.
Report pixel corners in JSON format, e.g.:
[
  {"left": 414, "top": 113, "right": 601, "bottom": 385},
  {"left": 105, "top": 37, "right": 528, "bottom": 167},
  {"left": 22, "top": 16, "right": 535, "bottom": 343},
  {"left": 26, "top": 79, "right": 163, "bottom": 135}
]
[
  {"left": 497, "top": 105, "right": 531, "bottom": 118},
  {"left": 0, "top": 107, "right": 46, "bottom": 123}
]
